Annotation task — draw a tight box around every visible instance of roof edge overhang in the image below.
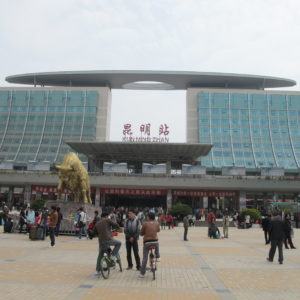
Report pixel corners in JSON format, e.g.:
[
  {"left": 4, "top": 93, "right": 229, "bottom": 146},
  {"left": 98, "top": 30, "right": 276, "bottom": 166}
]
[{"left": 5, "top": 70, "right": 296, "bottom": 90}]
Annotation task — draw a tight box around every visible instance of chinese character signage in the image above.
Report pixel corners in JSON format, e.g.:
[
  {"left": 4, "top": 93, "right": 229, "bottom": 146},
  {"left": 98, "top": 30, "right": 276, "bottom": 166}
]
[
  {"left": 172, "top": 190, "right": 237, "bottom": 197},
  {"left": 122, "top": 123, "right": 170, "bottom": 143},
  {"left": 103, "top": 162, "right": 128, "bottom": 173},
  {"left": 100, "top": 188, "right": 167, "bottom": 196}
]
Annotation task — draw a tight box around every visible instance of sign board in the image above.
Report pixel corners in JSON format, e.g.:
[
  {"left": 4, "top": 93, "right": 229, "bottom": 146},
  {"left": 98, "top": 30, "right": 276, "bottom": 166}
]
[
  {"left": 0, "top": 161, "right": 13, "bottom": 170},
  {"left": 27, "top": 162, "right": 50, "bottom": 171},
  {"left": 100, "top": 188, "right": 166, "bottom": 196},
  {"left": 122, "top": 123, "right": 170, "bottom": 143},
  {"left": 172, "top": 190, "right": 237, "bottom": 197},
  {"left": 222, "top": 167, "right": 246, "bottom": 176},
  {"left": 103, "top": 162, "right": 128, "bottom": 173},
  {"left": 142, "top": 163, "right": 166, "bottom": 174},
  {"left": 182, "top": 165, "right": 206, "bottom": 175},
  {"left": 261, "top": 167, "right": 284, "bottom": 177}
]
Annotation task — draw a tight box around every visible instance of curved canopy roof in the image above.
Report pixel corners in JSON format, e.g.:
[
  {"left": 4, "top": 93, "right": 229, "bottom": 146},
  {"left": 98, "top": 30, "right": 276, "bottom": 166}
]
[
  {"left": 6, "top": 70, "right": 296, "bottom": 90},
  {"left": 67, "top": 141, "right": 212, "bottom": 164}
]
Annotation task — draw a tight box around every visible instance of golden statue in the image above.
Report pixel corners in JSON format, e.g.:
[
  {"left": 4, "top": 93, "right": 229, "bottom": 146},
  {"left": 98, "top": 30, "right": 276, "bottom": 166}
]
[{"left": 53, "top": 152, "right": 92, "bottom": 204}]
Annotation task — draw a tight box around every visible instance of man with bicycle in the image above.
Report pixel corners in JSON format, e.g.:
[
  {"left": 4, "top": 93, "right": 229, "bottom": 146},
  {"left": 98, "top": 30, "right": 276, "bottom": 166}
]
[
  {"left": 139, "top": 212, "right": 160, "bottom": 278},
  {"left": 93, "top": 212, "right": 122, "bottom": 275}
]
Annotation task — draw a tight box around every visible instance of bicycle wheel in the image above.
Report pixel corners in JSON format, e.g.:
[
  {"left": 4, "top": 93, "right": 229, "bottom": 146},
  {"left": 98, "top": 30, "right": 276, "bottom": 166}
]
[
  {"left": 116, "top": 255, "right": 122, "bottom": 272},
  {"left": 100, "top": 256, "right": 110, "bottom": 279}
]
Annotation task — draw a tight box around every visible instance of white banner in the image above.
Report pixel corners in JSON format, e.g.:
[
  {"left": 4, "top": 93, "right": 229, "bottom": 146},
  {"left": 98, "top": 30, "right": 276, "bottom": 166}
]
[
  {"left": 0, "top": 161, "right": 14, "bottom": 170},
  {"left": 142, "top": 163, "right": 166, "bottom": 174},
  {"left": 261, "top": 168, "right": 284, "bottom": 177},
  {"left": 27, "top": 162, "right": 50, "bottom": 171},
  {"left": 222, "top": 166, "right": 246, "bottom": 176},
  {"left": 182, "top": 165, "right": 206, "bottom": 175},
  {"left": 103, "top": 162, "right": 128, "bottom": 173}
]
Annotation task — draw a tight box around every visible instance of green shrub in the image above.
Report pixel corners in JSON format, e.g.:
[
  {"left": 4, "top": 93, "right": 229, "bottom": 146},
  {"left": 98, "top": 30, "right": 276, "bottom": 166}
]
[
  {"left": 30, "top": 198, "right": 45, "bottom": 211},
  {"left": 240, "top": 208, "right": 260, "bottom": 221},
  {"left": 170, "top": 204, "right": 192, "bottom": 221}
]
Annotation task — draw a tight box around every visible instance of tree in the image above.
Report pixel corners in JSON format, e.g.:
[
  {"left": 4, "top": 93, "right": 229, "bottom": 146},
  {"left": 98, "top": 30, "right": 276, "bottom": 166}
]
[
  {"left": 30, "top": 198, "right": 45, "bottom": 211},
  {"left": 240, "top": 208, "right": 260, "bottom": 222},
  {"left": 170, "top": 204, "right": 192, "bottom": 221}
]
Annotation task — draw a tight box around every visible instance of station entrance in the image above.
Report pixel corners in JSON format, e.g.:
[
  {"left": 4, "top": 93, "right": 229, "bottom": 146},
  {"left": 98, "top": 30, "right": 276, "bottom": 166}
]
[{"left": 100, "top": 188, "right": 167, "bottom": 209}]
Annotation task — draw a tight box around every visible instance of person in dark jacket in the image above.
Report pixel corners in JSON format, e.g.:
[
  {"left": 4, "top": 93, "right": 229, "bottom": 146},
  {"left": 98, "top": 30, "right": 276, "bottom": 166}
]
[
  {"left": 19, "top": 207, "right": 27, "bottom": 233},
  {"left": 261, "top": 215, "right": 270, "bottom": 244},
  {"left": 55, "top": 207, "right": 63, "bottom": 237},
  {"left": 267, "top": 211, "right": 285, "bottom": 264},
  {"left": 283, "top": 213, "right": 296, "bottom": 249},
  {"left": 93, "top": 212, "right": 122, "bottom": 275},
  {"left": 124, "top": 209, "right": 141, "bottom": 270}
]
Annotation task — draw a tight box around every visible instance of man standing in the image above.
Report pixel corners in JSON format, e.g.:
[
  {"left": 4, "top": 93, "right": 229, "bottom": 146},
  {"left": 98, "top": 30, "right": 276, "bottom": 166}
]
[
  {"left": 55, "top": 207, "right": 63, "bottom": 237},
  {"left": 139, "top": 212, "right": 160, "bottom": 278},
  {"left": 261, "top": 214, "right": 270, "bottom": 244},
  {"left": 49, "top": 206, "right": 58, "bottom": 247},
  {"left": 183, "top": 215, "right": 189, "bottom": 241},
  {"left": 222, "top": 212, "right": 230, "bottom": 238},
  {"left": 93, "top": 212, "right": 122, "bottom": 275},
  {"left": 207, "top": 209, "right": 216, "bottom": 237},
  {"left": 267, "top": 211, "right": 285, "bottom": 264},
  {"left": 77, "top": 207, "right": 87, "bottom": 239},
  {"left": 124, "top": 209, "right": 141, "bottom": 270}
]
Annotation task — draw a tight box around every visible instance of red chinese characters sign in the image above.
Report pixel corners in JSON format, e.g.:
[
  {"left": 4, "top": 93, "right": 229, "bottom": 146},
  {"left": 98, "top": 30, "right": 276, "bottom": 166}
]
[
  {"left": 100, "top": 188, "right": 167, "bottom": 196},
  {"left": 173, "top": 190, "right": 237, "bottom": 197},
  {"left": 32, "top": 185, "right": 96, "bottom": 194},
  {"left": 122, "top": 123, "right": 169, "bottom": 142},
  {"left": 31, "top": 185, "right": 71, "bottom": 194}
]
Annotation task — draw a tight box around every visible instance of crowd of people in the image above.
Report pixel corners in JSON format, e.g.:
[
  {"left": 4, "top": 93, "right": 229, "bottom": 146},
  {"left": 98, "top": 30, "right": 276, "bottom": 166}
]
[{"left": 0, "top": 203, "right": 298, "bottom": 272}]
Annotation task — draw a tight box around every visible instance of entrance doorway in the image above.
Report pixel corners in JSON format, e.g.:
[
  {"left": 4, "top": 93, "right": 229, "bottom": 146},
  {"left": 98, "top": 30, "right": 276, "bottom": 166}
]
[{"left": 104, "top": 194, "right": 166, "bottom": 209}]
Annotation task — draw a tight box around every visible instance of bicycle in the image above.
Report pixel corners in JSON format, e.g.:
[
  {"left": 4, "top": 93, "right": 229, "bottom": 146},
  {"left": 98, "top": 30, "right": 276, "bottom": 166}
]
[
  {"left": 147, "top": 245, "right": 157, "bottom": 280},
  {"left": 99, "top": 247, "right": 122, "bottom": 279}
]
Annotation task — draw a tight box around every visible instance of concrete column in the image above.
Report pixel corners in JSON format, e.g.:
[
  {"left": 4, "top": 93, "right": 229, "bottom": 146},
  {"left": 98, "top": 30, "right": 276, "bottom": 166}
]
[
  {"left": 239, "top": 192, "right": 246, "bottom": 210},
  {"left": 95, "top": 187, "right": 100, "bottom": 207},
  {"left": 166, "top": 189, "right": 172, "bottom": 211},
  {"left": 166, "top": 161, "right": 171, "bottom": 175},
  {"left": 203, "top": 197, "right": 208, "bottom": 209}
]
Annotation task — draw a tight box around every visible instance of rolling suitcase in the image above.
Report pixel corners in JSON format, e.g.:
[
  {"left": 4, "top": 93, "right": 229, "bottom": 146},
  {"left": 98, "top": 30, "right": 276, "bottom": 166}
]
[
  {"left": 29, "top": 226, "right": 38, "bottom": 240},
  {"left": 37, "top": 227, "right": 44, "bottom": 240}
]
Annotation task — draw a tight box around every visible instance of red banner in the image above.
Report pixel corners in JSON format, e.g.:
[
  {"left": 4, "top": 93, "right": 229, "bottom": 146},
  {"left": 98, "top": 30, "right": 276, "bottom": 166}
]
[
  {"left": 32, "top": 185, "right": 95, "bottom": 194},
  {"left": 100, "top": 188, "right": 167, "bottom": 196},
  {"left": 172, "top": 190, "right": 237, "bottom": 197}
]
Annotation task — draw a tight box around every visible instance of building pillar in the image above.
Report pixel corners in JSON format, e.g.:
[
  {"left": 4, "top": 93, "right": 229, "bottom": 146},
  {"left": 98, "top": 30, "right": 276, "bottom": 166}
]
[
  {"left": 166, "top": 161, "right": 171, "bottom": 175},
  {"left": 203, "top": 197, "right": 208, "bottom": 209},
  {"left": 24, "top": 185, "right": 31, "bottom": 205},
  {"left": 95, "top": 187, "right": 100, "bottom": 207},
  {"left": 166, "top": 189, "right": 172, "bottom": 211},
  {"left": 239, "top": 192, "right": 246, "bottom": 211}
]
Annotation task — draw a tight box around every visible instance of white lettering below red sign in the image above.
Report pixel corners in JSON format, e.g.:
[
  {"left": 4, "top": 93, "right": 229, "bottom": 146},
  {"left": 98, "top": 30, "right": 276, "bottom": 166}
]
[{"left": 172, "top": 190, "right": 237, "bottom": 197}]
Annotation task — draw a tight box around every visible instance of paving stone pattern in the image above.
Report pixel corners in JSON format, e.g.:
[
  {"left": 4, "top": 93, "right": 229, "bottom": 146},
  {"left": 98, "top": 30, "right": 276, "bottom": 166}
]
[{"left": 0, "top": 225, "right": 299, "bottom": 300}]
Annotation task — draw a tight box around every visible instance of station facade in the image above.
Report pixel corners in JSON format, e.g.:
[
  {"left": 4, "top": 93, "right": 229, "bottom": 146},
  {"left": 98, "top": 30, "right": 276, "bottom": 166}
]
[{"left": 1, "top": 71, "right": 300, "bottom": 212}]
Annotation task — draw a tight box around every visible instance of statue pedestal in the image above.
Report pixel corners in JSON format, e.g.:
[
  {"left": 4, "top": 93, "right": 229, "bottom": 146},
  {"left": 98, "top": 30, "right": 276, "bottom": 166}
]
[{"left": 45, "top": 200, "right": 100, "bottom": 234}]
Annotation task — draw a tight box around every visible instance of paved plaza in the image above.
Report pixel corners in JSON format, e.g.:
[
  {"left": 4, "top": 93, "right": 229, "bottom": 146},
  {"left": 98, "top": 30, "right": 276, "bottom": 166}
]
[{"left": 0, "top": 225, "right": 299, "bottom": 300}]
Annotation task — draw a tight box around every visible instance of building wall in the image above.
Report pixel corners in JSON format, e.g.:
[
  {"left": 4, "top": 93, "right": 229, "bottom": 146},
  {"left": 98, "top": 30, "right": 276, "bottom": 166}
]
[
  {"left": 0, "top": 87, "right": 111, "bottom": 165},
  {"left": 187, "top": 88, "right": 300, "bottom": 169}
]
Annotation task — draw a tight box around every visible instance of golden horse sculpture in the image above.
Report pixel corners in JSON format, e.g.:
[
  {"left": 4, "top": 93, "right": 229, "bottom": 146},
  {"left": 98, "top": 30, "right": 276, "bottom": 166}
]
[{"left": 53, "top": 152, "right": 92, "bottom": 204}]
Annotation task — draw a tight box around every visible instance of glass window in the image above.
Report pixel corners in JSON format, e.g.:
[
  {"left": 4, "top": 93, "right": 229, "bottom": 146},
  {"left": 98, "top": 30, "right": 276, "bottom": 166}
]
[
  {"left": 198, "top": 93, "right": 210, "bottom": 108},
  {"left": 250, "top": 94, "right": 267, "bottom": 109},
  {"left": 269, "top": 94, "right": 285, "bottom": 109},
  {"left": 48, "top": 91, "right": 65, "bottom": 106},
  {"left": 230, "top": 93, "right": 248, "bottom": 108},
  {"left": 86, "top": 92, "right": 98, "bottom": 106}
]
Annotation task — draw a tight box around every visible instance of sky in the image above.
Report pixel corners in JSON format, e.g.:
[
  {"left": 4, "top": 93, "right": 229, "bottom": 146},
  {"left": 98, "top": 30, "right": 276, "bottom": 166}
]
[{"left": 1, "top": 0, "right": 300, "bottom": 142}]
